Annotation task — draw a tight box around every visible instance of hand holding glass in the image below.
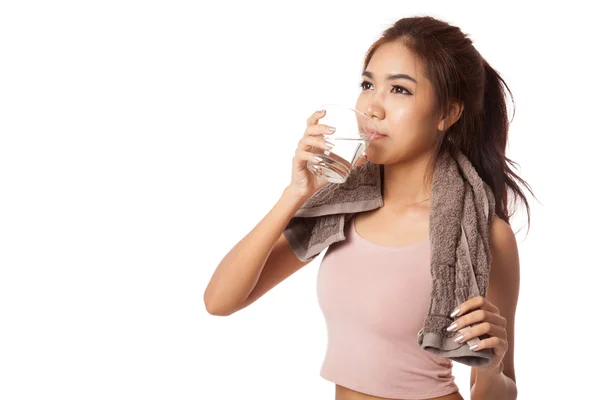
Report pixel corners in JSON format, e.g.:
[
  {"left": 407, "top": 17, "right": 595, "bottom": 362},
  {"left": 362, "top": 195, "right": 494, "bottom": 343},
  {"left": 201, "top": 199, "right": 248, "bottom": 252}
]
[{"left": 306, "top": 104, "right": 377, "bottom": 184}]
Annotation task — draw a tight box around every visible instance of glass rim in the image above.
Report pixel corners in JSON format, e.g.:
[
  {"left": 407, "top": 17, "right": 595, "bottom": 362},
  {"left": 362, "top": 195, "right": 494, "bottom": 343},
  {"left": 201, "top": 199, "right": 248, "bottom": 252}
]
[
  {"left": 317, "top": 103, "right": 373, "bottom": 120},
  {"left": 317, "top": 103, "right": 378, "bottom": 139}
]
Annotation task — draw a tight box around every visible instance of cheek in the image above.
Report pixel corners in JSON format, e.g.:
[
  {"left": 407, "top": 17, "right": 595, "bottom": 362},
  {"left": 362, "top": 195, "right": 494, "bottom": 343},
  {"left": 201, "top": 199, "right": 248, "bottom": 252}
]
[
  {"left": 389, "top": 103, "right": 435, "bottom": 130},
  {"left": 387, "top": 109, "right": 438, "bottom": 155},
  {"left": 389, "top": 108, "right": 432, "bottom": 143}
]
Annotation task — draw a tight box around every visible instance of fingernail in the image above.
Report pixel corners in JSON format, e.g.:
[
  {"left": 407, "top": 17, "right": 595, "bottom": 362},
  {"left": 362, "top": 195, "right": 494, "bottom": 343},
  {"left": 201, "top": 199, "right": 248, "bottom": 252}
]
[
  {"left": 328, "top": 127, "right": 336, "bottom": 132},
  {"left": 469, "top": 344, "right": 479, "bottom": 351},
  {"left": 450, "top": 307, "right": 461, "bottom": 318},
  {"left": 453, "top": 335, "right": 464, "bottom": 343},
  {"left": 324, "top": 139, "right": 335, "bottom": 148},
  {"left": 313, "top": 155, "right": 323, "bottom": 163},
  {"left": 446, "top": 323, "right": 458, "bottom": 332}
]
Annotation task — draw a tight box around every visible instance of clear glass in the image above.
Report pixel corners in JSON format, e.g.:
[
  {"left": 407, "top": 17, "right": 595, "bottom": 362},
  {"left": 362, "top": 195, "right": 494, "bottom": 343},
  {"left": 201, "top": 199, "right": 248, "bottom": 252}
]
[{"left": 306, "top": 104, "right": 378, "bottom": 184}]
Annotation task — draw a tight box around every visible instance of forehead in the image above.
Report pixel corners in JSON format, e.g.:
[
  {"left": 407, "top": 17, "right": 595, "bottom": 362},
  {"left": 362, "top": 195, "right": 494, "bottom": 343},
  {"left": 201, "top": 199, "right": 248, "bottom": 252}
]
[{"left": 366, "top": 41, "right": 423, "bottom": 80}]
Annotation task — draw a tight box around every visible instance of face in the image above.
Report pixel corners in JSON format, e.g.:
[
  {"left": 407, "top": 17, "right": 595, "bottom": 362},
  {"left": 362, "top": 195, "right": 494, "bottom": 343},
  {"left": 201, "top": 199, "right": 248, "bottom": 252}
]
[{"left": 355, "top": 40, "right": 443, "bottom": 165}]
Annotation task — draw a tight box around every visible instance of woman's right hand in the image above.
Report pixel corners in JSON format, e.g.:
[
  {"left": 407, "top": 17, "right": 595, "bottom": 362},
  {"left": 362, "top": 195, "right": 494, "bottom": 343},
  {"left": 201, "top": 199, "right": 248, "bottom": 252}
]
[{"left": 286, "top": 110, "right": 337, "bottom": 200}]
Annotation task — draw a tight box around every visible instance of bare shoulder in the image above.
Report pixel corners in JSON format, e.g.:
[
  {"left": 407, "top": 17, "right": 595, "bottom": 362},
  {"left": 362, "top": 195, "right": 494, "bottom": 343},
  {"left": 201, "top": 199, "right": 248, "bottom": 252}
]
[
  {"left": 490, "top": 215, "right": 518, "bottom": 253},
  {"left": 488, "top": 215, "right": 520, "bottom": 294}
]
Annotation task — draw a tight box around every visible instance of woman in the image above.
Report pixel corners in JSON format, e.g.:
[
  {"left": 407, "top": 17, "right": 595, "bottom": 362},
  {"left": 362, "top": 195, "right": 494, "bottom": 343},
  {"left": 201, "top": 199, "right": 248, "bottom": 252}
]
[{"left": 204, "top": 16, "right": 532, "bottom": 400}]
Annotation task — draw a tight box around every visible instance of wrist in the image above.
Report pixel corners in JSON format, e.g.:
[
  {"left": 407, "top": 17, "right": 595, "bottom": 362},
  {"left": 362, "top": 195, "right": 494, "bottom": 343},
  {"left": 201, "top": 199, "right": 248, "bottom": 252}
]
[
  {"left": 475, "top": 361, "right": 504, "bottom": 377},
  {"left": 283, "top": 185, "right": 312, "bottom": 203}
]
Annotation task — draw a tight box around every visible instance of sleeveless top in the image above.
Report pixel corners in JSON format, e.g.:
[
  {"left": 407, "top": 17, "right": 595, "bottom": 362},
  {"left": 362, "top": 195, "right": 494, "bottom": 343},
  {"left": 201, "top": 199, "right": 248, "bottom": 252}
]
[{"left": 316, "top": 216, "right": 460, "bottom": 399}]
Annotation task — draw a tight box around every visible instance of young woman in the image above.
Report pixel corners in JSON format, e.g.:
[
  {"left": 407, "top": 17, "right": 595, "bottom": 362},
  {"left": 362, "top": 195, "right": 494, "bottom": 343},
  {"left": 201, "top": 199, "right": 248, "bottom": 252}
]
[{"left": 204, "top": 16, "right": 532, "bottom": 400}]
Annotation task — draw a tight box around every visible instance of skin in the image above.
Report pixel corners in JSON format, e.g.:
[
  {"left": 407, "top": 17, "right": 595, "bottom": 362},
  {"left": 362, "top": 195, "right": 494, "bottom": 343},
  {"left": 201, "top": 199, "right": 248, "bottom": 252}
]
[
  {"left": 333, "top": 40, "right": 519, "bottom": 400},
  {"left": 204, "top": 39, "right": 519, "bottom": 400}
]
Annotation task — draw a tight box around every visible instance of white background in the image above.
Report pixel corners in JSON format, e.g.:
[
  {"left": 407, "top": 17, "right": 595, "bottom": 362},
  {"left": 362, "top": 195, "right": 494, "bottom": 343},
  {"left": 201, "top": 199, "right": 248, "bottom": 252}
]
[{"left": 1, "top": 1, "right": 598, "bottom": 399}]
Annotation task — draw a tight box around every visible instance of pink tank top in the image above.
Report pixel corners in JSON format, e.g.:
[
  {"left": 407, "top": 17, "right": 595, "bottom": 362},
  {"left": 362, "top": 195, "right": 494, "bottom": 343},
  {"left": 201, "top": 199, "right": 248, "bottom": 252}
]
[{"left": 316, "top": 216, "right": 460, "bottom": 399}]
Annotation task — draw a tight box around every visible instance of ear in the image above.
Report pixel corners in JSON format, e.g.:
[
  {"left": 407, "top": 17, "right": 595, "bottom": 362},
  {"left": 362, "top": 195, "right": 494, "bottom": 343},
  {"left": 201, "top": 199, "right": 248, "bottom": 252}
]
[{"left": 437, "top": 100, "right": 464, "bottom": 132}]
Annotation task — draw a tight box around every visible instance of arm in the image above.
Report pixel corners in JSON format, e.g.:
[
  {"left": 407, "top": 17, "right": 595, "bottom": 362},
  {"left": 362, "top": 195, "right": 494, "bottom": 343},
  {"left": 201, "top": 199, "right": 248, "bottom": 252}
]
[
  {"left": 470, "top": 216, "right": 520, "bottom": 400},
  {"left": 203, "top": 187, "right": 312, "bottom": 316}
]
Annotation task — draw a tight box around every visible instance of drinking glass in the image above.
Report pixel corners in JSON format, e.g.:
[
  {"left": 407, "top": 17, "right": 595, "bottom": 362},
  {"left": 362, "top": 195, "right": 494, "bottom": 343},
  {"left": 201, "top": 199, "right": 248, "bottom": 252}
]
[{"left": 306, "top": 104, "right": 378, "bottom": 184}]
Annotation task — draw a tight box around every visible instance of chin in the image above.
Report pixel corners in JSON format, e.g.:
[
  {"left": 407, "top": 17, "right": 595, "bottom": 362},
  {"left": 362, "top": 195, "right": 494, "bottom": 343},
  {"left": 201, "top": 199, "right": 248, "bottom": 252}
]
[
  {"left": 364, "top": 147, "right": 386, "bottom": 165},
  {"left": 365, "top": 145, "right": 417, "bottom": 166}
]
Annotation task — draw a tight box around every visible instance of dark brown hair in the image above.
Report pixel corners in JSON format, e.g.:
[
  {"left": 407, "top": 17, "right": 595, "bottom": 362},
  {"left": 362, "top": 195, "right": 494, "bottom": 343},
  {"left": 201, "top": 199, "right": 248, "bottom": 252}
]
[{"left": 363, "top": 16, "right": 535, "bottom": 232}]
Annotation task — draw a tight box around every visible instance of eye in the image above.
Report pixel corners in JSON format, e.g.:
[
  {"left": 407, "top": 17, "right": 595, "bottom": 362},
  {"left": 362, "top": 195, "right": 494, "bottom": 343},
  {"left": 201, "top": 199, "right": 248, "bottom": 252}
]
[
  {"left": 359, "top": 81, "right": 412, "bottom": 95},
  {"left": 392, "top": 85, "right": 412, "bottom": 95}
]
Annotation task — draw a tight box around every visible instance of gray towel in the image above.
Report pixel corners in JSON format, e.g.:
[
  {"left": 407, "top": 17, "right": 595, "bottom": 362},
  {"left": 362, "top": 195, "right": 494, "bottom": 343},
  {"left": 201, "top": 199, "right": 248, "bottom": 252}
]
[{"left": 283, "top": 150, "right": 496, "bottom": 367}]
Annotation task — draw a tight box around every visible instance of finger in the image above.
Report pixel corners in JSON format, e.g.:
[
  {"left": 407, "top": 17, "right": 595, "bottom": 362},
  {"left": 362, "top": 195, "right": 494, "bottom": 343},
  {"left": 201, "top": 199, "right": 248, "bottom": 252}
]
[
  {"left": 355, "top": 154, "right": 368, "bottom": 167},
  {"left": 447, "top": 309, "right": 506, "bottom": 333},
  {"left": 452, "top": 321, "right": 507, "bottom": 344},
  {"left": 298, "top": 135, "right": 335, "bottom": 152},
  {"left": 472, "top": 336, "right": 507, "bottom": 353},
  {"left": 306, "top": 110, "right": 326, "bottom": 126},
  {"left": 294, "top": 149, "right": 323, "bottom": 166},
  {"left": 451, "top": 295, "right": 498, "bottom": 318},
  {"left": 304, "top": 123, "right": 337, "bottom": 137}
]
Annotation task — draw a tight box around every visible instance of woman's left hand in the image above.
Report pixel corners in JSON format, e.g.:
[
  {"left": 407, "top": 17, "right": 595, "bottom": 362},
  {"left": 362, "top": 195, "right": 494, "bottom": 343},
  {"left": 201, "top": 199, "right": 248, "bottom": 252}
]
[{"left": 447, "top": 295, "right": 508, "bottom": 373}]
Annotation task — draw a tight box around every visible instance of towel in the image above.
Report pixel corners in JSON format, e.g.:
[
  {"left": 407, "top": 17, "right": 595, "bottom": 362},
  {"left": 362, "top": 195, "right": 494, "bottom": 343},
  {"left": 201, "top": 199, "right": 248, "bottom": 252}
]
[{"left": 283, "top": 150, "right": 496, "bottom": 367}]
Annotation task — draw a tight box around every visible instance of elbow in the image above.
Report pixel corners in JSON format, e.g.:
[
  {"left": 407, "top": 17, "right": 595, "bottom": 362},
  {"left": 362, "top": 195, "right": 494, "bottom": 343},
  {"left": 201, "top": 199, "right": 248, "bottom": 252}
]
[
  {"left": 204, "top": 292, "right": 236, "bottom": 317},
  {"left": 510, "top": 379, "right": 518, "bottom": 400},
  {"left": 205, "top": 302, "right": 233, "bottom": 316}
]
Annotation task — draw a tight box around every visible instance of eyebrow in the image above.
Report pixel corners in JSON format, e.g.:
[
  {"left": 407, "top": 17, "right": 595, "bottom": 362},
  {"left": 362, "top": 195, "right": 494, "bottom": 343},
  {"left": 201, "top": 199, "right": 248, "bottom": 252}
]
[{"left": 362, "top": 71, "right": 417, "bottom": 84}]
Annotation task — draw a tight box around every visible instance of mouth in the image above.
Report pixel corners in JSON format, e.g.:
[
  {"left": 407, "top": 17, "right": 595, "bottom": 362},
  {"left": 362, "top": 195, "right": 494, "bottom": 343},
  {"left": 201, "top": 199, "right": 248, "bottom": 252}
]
[{"left": 363, "top": 128, "right": 387, "bottom": 141}]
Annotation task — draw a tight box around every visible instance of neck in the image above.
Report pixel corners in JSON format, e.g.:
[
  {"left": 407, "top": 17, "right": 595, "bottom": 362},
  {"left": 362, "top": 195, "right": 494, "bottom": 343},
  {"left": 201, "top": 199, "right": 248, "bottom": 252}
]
[{"left": 382, "top": 152, "right": 434, "bottom": 209}]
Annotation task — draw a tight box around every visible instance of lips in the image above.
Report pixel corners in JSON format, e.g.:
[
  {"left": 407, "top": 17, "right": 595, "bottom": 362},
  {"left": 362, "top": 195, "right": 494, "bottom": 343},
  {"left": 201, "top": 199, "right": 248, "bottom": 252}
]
[{"left": 364, "top": 128, "right": 387, "bottom": 140}]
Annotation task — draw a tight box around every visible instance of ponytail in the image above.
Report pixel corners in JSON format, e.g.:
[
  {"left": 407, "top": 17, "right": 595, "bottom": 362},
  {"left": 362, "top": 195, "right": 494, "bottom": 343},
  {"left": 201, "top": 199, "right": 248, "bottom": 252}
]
[{"left": 475, "top": 59, "right": 534, "bottom": 232}]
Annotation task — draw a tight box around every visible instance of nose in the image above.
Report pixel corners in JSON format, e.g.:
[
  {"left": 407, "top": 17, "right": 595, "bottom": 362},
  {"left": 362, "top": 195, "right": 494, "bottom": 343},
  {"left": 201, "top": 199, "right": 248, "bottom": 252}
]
[{"left": 366, "top": 100, "right": 384, "bottom": 121}]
